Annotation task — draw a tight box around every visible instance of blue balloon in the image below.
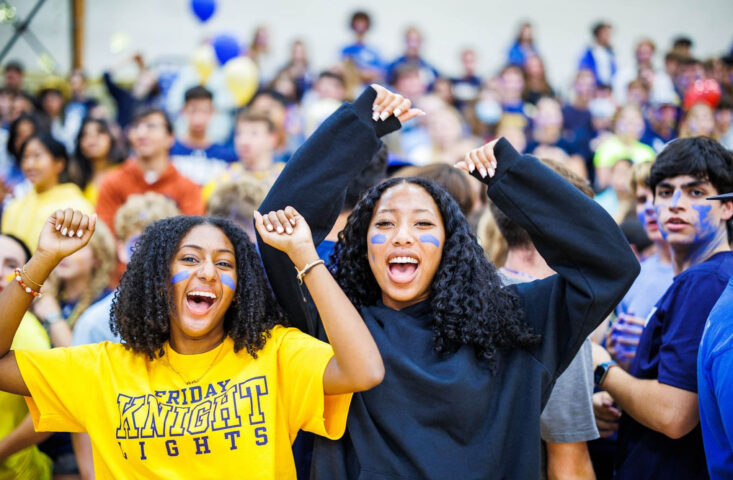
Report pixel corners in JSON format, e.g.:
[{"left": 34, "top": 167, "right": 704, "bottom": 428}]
[
  {"left": 213, "top": 34, "right": 240, "bottom": 65},
  {"left": 191, "top": 0, "right": 216, "bottom": 23}
]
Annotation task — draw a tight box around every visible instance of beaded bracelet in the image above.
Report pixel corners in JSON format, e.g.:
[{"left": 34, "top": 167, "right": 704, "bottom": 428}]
[{"left": 14, "top": 268, "right": 42, "bottom": 297}]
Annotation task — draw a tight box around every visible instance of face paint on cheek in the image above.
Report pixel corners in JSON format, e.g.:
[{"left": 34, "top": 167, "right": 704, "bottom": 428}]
[
  {"left": 419, "top": 234, "right": 441, "bottom": 247},
  {"left": 691, "top": 204, "right": 716, "bottom": 240},
  {"left": 4, "top": 272, "right": 15, "bottom": 284},
  {"left": 654, "top": 205, "right": 670, "bottom": 239},
  {"left": 370, "top": 234, "right": 386, "bottom": 244},
  {"left": 171, "top": 271, "right": 190, "bottom": 284},
  {"left": 221, "top": 273, "right": 236, "bottom": 290},
  {"left": 370, "top": 255, "right": 375, "bottom": 263}
]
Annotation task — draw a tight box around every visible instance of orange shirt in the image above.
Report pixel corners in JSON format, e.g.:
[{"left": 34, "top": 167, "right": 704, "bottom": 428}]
[{"left": 96, "top": 159, "right": 203, "bottom": 229}]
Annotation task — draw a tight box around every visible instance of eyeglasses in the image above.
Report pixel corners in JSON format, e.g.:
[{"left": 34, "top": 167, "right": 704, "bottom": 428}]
[{"left": 132, "top": 121, "right": 166, "bottom": 132}]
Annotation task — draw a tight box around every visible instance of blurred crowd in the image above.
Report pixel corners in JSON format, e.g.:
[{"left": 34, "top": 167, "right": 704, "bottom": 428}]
[{"left": 1, "top": 10, "right": 732, "bottom": 480}]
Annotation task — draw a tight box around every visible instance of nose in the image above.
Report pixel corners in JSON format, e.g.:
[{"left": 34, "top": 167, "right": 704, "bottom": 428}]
[
  {"left": 668, "top": 189, "right": 685, "bottom": 211},
  {"left": 196, "top": 257, "right": 217, "bottom": 281},
  {"left": 392, "top": 223, "right": 415, "bottom": 246}
]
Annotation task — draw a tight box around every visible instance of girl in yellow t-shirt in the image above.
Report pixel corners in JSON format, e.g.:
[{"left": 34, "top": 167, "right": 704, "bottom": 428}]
[
  {"left": 1, "top": 133, "right": 93, "bottom": 252},
  {"left": 0, "top": 208, "right": 384, "bottom": 479}
]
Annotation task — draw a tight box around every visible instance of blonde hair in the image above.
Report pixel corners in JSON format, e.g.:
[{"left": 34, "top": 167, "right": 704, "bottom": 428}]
[
  {"left": 114, "top": 193, "right": 181, "bottom": 242},
  {"left": 206, "top": 174, "right": 268, "bottom": 221},
  {"left": 476, "top": 203, "right": 508, "bottom": 267},
  {"left": 629, "top": 161, "right": 653, "bottom": 192},
  {"left": 45, "top": 221, "right": 117, "bottom": 328}
]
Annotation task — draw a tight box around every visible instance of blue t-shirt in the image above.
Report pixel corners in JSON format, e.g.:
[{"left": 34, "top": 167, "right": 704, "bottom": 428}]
[
  {"left": 170, "top": 139, "right": 236, "bottom": 163},
  {"left": 616, "top": 253, "right": 674, "bottom": 320},
  {"left": 341, "top": 43, "right": 384, "bottom": 74},
  {"left": 698, "top": 276, "right": 733, "bottom": 479},
  {"left": 616, "top": 251, "right": 733, "bottom": 480}
]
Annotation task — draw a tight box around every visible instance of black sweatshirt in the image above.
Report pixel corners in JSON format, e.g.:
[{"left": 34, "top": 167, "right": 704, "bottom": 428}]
[{"left": 257, "top": 88, "right": 639, "bottom": 480}]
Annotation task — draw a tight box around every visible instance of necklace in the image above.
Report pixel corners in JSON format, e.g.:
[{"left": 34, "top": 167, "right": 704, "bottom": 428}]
[
  {"left": 500, "top": 266, "right": 537, "bottom": 281},
  {"left": 163, "top": 340, "right": 225, "bottom": 386}
]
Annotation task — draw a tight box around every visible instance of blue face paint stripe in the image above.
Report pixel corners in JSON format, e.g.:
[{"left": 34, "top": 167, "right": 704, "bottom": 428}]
[
  {"left": 671, "top": 190, "right": 682, "bottom": 208},
  {"left": 419, "top": 234, "right": 440, "bottom": 247},
  {"left": 221, "top": 274, "right": 236, "bottom": 290},
  {"left": 171, "top": 271, "right": 190, "bottom": 284},
  {"left": 370, "top": 234, "right": 386, "bottom": 244}
]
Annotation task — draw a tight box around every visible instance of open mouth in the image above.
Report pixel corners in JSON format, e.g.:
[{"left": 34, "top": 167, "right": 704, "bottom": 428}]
[
  {"left": 185, "top": 291, "right": 217, "bottom": 315},
  {"left": 387, "top": 256, "right": 420, "bottom": 284},
  {"left": 665, "top": 217, "right": 688, "bottom": 232}
]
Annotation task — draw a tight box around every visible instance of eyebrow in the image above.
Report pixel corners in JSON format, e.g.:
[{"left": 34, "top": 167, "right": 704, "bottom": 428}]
[
  {"left": 181, "top": 244, "right": 235, "bottom": 255},
  {"left": 657, "top": 180, "right": 711, "bottom": 189},
  {"left": 376, "top": 208, "right": 434, "bottom": 214}
]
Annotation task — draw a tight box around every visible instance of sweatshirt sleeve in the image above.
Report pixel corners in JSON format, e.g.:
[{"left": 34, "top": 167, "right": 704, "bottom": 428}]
[
  {"left": 481, "top": 139, "right": 639, "bottom": 377},
  {"left": 257, "top": 87, "right": 400, "bottom": 337}
]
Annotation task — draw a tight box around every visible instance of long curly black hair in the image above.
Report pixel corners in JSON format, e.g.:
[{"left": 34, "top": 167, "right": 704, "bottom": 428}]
[
  {"left": 112, "top": 216, "right": 286, "bottom": 359},
  {"left": 331, "top": 177, "right": 540, "bottom": 370}
]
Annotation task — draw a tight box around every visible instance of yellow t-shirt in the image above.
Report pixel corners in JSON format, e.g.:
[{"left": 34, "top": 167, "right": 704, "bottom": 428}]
[
  {"left": 1, "top": 183, "right": 94, "bottom": 252},
  {"left": 15, "top": 325, "right": 351, "bottom": 479},
  {"left": 0, "top": 313, "right": 52, "bottom": 480}
]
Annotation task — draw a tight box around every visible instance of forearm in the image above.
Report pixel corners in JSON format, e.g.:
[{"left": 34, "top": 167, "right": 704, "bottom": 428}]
[
  {"left": 546, "top": 441, "right": 595, "bottom": 480},
  {"left": 48, "top": 321, "right": 73, "bottom": 347},
  {"left": 601, "top": 366, "right": 699, "bottom": 438},
  {"left": 296, "top": 251, "right": 384, "bottom": 395},
  {"left": 72, "top": 432, "right": 95, "bottom": 480},
  {"left": 0, "top": 253, "right": 58, "bottom": 355},
  {"left": 0, "top": 414, "right": 52, "bottom": 461}
]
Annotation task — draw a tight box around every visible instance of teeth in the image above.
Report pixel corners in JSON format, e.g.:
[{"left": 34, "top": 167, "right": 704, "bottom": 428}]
[
  {"left": 388, "top": 256, "right": 418, "bottom": 265},
  {"left": 188, "top": 291, "right": 217, "bottom": 299}
]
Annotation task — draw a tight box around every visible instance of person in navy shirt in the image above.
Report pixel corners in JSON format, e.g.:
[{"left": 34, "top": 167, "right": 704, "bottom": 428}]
[
  {"left": 170, "top": 86, "right": 235, "bottom": 185},
  {"left": 386, "top": 27, "right": 439, "bottom": 87},
  {"left": 593, "top": 137, "right": 733, "bottom": 480},
  {"left": 698, "top": 190, "right": 733, "bottom": 480},
  {"left": 340, "top": 11, "right": 385, "bottom": 84}
]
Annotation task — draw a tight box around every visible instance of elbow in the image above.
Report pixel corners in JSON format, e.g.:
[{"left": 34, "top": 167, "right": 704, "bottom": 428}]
[
  {"left": 659, "top": 413, "right": 698, "bottom": 440},
  {"left": 353, "top": 362, "right": 385, "bottom": 392}
]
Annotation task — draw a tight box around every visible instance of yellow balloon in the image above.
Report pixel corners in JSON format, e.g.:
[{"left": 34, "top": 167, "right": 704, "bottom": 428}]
[
  {"left": 192, "top": 44, "right": 216, "bottom": 84},
  {"left": 224, "top": 57, "right": 259, "bottom": 107}
]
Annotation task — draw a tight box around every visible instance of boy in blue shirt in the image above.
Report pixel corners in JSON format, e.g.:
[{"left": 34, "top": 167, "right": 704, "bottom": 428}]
[
  {"left": 698, "top": 190, "right": 733, "bottom": 479},
  {"left": 593, "top": 137, "right": 733, "bottom": 479}
]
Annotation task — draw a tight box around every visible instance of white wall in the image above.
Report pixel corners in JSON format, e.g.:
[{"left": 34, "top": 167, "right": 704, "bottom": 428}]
[{"left": 3, "top": 0, "right": 732, "bottom": 94}]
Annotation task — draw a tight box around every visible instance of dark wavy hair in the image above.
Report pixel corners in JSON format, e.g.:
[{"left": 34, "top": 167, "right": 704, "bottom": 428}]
[
  {"left": 331, "top": 177, "right": 540, "bottom": 370},
  {"left": 112, "top": 216, "right": 286, "bottom": 359},
  {"left": 70, "top": 117, "right": 124, "bottom": 190}
]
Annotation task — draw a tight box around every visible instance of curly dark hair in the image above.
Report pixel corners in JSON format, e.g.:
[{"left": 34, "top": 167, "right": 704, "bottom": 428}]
[
  {"left": 331, "top": 177, "right": 540, "bottom": 370},
  {"left": 112, "top": 216, "right": 286, "bottom": 359}
]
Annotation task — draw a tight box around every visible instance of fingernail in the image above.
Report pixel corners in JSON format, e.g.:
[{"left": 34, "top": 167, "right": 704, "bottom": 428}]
[
  {"left": 372, "top": 103, "right": 379, "bottom": 111},
  {"left": 276, "top": 226, "right": 284, "bottom": 233},
  {"left": 68, "top": 230, "right": 75, "bottom": 237},
  {"left": 394, "top": 108, "right": 402, "bottom": 117},
  {"left": 62, "top": 228, "right": 68, "bottom": 236},
  {"left": 380, "top": 110, "right": 390, "bottom": 121},
  {"left": 479, "top": 167, "right": 487, "bottom": 178},
  {"left": 468, "top": 163, "right": 475, "bottom": 172},
  {"left": 289, "top": 218, "right": 296, "bottom": 226},
  {"left": 266, "top": 224, "right": 273, "bottom": 231},
  {"left": 77, "top": 230, "right": 84, "bottom": 238},
  {"left": 286, "top": 227, "right": 293, "bottom": 234},
  {"left": 56, "top": 224, "right": 61, "bottom": 231},
  {"left": 489, "top": 167, "right": 495, "bottom": 177},
  {"left": 372, "top": 111, "right": 380, "bottom": 121}
]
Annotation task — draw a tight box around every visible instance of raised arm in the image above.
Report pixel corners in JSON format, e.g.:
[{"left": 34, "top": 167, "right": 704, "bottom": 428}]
[
  {"left": 458, "top": 140, "right": 639, "bottom": 374},
  {"left": 257, "top": 85, "right": 420, "bottom": 336},
  {"left": 255, "top": 206, "right": 384, "bottom": 393},
  {"left": 0, "top": 210, "right": 96, "bottom": 396}
]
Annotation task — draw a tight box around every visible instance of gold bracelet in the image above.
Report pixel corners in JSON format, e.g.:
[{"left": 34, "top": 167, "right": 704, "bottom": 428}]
[
  {"left": 295, "top": 259, "right": 325, "bottom": 285},
  {"left": 21, "top": 265, "right": 44, "bottom": 288}
]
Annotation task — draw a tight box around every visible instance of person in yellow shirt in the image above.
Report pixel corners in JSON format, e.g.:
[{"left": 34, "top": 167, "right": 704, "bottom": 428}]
[
  {"left": 0, "top": 233, "right": 52, "bottom": 480},
  {"left": 0, "top": 207, "right": 384, "bottom": 479},
  {"left": 1, "top": 133, "right": 93, "bottom": 252}
]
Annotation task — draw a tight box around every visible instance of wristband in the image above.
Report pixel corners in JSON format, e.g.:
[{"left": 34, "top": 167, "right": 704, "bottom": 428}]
[{"left": 42, "top": 312, "right": 64, "bottom": 328}]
